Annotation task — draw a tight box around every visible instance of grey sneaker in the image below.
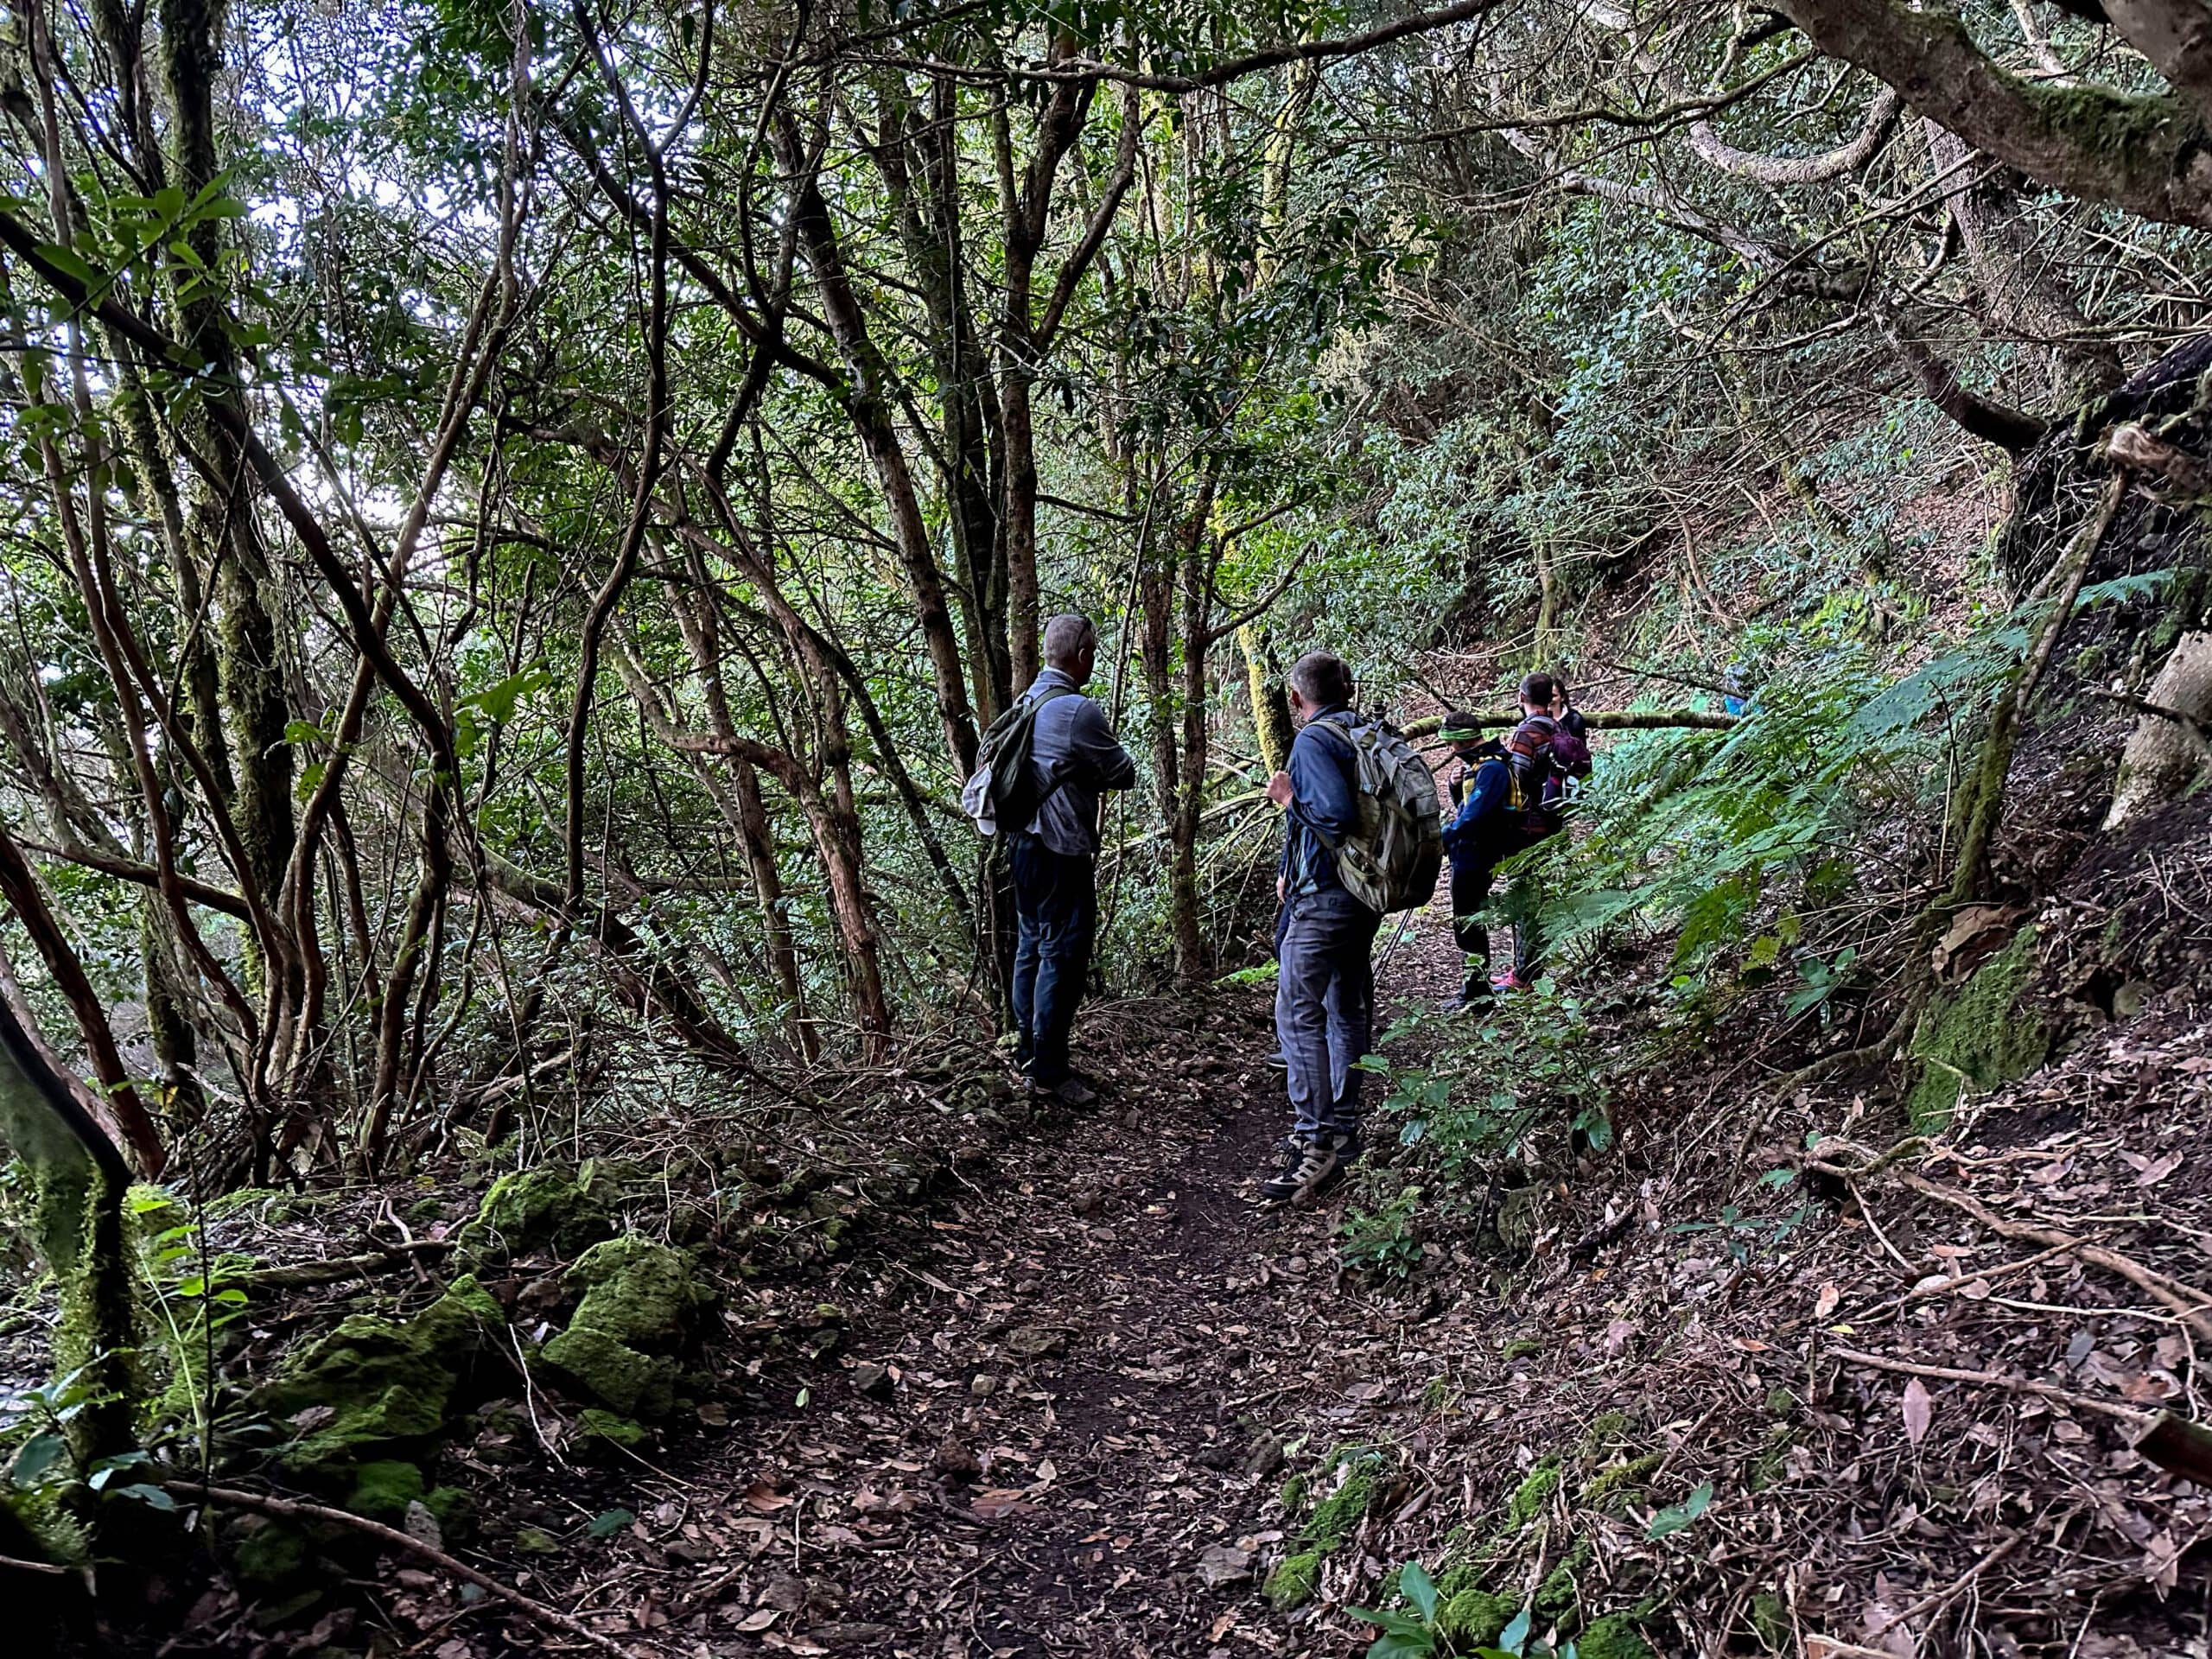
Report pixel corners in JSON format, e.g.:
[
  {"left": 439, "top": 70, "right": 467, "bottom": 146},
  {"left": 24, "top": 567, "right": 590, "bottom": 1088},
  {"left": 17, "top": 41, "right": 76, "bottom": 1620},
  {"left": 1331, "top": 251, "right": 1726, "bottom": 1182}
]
[
  {"left": 1260, "top": 1134, "right": 1341, "bottom": 1204},
  {"left": 1029, "top": 1074, "right": 1099, "bottom": 1109}
]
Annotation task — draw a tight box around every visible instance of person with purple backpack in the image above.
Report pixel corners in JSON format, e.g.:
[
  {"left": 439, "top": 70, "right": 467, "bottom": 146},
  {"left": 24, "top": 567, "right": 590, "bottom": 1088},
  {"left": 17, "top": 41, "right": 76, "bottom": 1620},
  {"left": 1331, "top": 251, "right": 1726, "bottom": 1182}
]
[{"left": 1438, "top": 671, "right": 1592, "bottom": 1006}]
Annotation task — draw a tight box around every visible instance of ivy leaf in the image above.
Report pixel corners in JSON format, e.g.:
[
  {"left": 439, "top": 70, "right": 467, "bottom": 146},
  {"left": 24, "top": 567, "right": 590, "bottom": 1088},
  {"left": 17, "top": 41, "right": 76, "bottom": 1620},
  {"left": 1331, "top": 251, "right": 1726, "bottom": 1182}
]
[
  {"left": 587, "top": 1507, "right": 632, "bottom": 1539},
  {"left": 1400, "top": 1559, "right": 1438, "bottom": 1621},
  {"left": 1646, "top": 1481, "right": 1714, "bottom": 1539},
  {"left": 10, "top": 1430, "right": 68, "bottom": 1489}
]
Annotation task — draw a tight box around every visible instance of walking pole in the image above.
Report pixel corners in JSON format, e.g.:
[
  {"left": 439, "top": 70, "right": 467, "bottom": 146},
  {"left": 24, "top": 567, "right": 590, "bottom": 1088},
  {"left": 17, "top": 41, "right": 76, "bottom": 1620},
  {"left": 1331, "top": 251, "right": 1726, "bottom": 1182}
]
[{"left": 1370, "top": 907, "right": 1415, "bottom": 980}]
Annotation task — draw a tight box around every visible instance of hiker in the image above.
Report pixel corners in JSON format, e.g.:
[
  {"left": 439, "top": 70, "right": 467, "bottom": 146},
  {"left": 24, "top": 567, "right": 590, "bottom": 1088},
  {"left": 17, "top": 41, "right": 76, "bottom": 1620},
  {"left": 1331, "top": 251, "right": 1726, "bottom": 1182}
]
[
  {"left": 1440, "top": 672, "right": 1583, "bottom": 1003},
  {"left": 1005, "top": 613, "right": 1135, "bottom": 1107},
  {"left": 1437, "top": 715, "right": 1512, "bottom": 1011},
  {"left": 1546, "top": 672, "right": 1594, "bottom": 812},
  {"left": 1260, "top": 652, "right": 1389, "bottom": 1203}
]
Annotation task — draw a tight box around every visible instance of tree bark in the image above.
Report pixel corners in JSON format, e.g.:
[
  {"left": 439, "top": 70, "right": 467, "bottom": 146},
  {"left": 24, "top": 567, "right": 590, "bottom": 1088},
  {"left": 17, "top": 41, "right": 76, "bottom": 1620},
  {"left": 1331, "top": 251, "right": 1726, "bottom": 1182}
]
[
  {"left": 1922, "top": 122, "right": 2125, "bottom": 406},
  {"left": 1771, "top": 0, "right": 2212, "bottom": 229}
]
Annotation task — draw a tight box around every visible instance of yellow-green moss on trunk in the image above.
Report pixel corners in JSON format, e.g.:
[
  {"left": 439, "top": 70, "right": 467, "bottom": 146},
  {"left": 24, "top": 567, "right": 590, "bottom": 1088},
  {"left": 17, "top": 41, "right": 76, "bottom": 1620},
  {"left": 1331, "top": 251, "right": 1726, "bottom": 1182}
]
[{"left": 1908, "top": 927, "right": 2047, "bottom": 1128}]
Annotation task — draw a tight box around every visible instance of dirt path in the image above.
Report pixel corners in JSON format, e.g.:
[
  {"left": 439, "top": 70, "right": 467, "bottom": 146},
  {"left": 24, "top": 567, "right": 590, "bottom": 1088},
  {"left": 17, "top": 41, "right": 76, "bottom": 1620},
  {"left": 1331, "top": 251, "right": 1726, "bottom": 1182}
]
[{"left": 595, "top": 937, "right": 1468, "bottom": 1658}]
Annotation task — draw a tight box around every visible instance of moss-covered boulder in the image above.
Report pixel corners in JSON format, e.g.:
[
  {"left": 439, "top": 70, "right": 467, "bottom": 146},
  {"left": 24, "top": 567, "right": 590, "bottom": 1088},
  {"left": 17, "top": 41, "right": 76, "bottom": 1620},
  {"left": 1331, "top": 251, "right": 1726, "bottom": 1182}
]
[
  {"left": 260, "top": 1275, "right": 505, "bottom": 1476},
  {"left": 539, "top": 1236, "right": 705, "bottom": 1419},
  {"left": 1909, "top": 927, "right": 2048, "bottom": 1128},
  {"left": 456, "top": 1162, "right": 623, "bottom": 1263}
]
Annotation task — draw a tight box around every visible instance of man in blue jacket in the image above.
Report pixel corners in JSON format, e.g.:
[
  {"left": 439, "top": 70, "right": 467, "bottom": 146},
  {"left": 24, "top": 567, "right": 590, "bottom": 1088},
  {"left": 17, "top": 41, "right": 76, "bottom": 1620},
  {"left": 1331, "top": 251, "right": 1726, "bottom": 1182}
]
[
  {"left": 1011, "top": 613, "right": 1137, "bottom": 1107},
  {"left": 1261, "top": 651, "right": 1382, "bottom": 1203}
]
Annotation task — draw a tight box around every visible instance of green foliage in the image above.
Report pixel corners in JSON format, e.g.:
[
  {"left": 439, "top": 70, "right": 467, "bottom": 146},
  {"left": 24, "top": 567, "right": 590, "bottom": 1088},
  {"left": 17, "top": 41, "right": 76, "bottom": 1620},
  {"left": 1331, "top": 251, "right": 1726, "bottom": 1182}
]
[
  {"left": 1645, "top": 1480, "right": 1715, "bottom": 1539},
  {"left": 1669, "top": 1200, "right": 1816, "bottom": 1267},
  {"left": 1338, "top": 1186, "right": 1425, "bottom": 1280}
]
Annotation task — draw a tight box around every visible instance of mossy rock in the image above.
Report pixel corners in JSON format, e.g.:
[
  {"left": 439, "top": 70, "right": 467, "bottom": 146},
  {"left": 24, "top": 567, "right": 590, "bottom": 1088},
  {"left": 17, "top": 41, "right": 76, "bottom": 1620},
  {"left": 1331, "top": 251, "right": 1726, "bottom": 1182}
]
[
  {"left": 1496, "top": 1185, "right": 1544, "bottom": 1252},
  {"left": 1577, "top": 1612, "right": 1658, "bottom": 1659},
  {"left": 539, "top": 1236, "right": 705, "bottom": 1419},
  {"left": 346, "top": 1459, "right": 426, "bottom": 1523},
  {"left": 575, "top": 1408, "right": 649, "bottom": 1453},
  {"left": 1908, "top": 927, "right": 2047, "bottom": 1128},
  {"left": 457, "top": 1163, "right": 626, "bottom": 1263},
  {"left": 1263, "top": 1548, "right": 1319, "bottom": 1611},
  {"left": 261, "top": 1275, "right": 505, "bottom": 1475},
  {"left": 1507, "top": 1457, "right": 1561, "bottom": 1526},
  {"left": 1439, "top": 1587, "right": 1516, "bottom": 1645}
]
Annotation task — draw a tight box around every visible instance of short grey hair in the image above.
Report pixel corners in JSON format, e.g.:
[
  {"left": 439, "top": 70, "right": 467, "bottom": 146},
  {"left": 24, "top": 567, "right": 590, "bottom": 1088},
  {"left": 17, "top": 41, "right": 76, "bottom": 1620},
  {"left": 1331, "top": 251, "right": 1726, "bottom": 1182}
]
[
  {"left": 1288, "top": 651, "right": 1353, "bottom": 707},
  {"left": 1042, "top": 613, "right": 1096, "bottom": 668}
]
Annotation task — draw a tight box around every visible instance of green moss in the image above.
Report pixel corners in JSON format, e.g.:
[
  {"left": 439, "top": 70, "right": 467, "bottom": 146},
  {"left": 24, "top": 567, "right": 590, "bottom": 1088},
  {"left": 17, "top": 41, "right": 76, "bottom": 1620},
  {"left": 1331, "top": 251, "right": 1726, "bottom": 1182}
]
[
  {"left": 1534, "top": 1560, "right": 1580, "bottom": 1624},
  {"left": 1576, "top": 1612, "right": 1658, "bottom": 1659},
  {"left": 345, "top": 1459, "right": 425, "bottom": 1522},
  {"left": 1909, "top": 927, "right": 2046, "bottom": 1128},
  {"left": 540, "top": 1236, "right": 704, "bottom": 1419},
  {"left": 1750, "top": 1591, "right": 1789, "bottom": 1651},
  {"left": 514, "top": 1527, "right": 561, "bottom": 1554},
  {"left": 261, "top": 1275, "right": 505, "bottom": 1474},
  {"left": 1747, "top": 1446, "right": 1788, "bottom": 1491},
  {"left": 1278, "top": 1472, "right": 1308, "bottom": 1514},
  {"left": 1764, "top": 1388, "right": 1796, "bottom": 1419},
  {"left": 1421, "top": 1376, "right": 1450, "bottom": 1411},
  {"left": 457, "top": 1164, "right": 620, "bottom": 1263},
  {"left": 1305, "top": 1468, "right": 1374, "bottom": 1553},
  {"left": 1263, "top": 1548, "right": 1319, "bottom": 1611},
  {"left": 1578, "top": 1409, "right": 1631, "bottom": 1457},
  {"left": 1438, "top": 1588, "right": 1516, "bottom": 1645},
  {"left": 231, "top": 1518, "right": 314, "bottom": 1586},
  {"left": 1507, "top": 1457, "right": 1561, "bottom": 1526},
  {"left": 1580, "top": 1452, "right": 1662, "bottom": 1510},
  {"left": 1501, "top": 1335, "right": 1541, "bottom": 1361},
  {"left": 575, "top": 1408, "right": 648, "bottom": 1452}
]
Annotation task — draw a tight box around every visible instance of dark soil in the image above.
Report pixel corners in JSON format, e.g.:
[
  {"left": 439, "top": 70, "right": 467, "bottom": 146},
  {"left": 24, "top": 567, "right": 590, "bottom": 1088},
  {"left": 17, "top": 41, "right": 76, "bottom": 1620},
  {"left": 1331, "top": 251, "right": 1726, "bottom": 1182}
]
[{"left": 494, "top": 992, "right": 1440, "bottom": 1658}]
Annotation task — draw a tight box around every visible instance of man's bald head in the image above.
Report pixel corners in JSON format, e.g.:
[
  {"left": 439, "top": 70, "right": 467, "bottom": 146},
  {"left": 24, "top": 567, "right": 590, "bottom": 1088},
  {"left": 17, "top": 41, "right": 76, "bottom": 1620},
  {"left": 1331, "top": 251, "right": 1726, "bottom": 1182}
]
[{"left": 1043, "top": 613, "right": 1098, "bottom": 684}]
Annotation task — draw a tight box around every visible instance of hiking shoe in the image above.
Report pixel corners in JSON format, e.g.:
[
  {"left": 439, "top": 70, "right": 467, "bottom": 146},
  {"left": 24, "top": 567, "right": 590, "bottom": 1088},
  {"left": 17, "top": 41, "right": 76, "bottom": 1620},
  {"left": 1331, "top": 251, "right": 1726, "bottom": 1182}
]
[
  {"left": 1490, "top": 971, "right": 1530, "bottom": 994},
  {"left": 1260, "top": 1134, "right": 1342, "bottom": 1204},
  {"left": 1028, "top": 1073, "right": 1099, "bottom": 1109},
  {"left": 1330, "top": 1127, "right": 1364, "bottom": 1166}
]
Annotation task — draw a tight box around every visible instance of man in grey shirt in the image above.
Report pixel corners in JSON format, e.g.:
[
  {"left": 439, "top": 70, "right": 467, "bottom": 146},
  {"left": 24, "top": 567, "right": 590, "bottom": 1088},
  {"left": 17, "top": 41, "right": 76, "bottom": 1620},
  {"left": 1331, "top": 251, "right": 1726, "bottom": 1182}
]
[{"left": 1010, "top": 613, "right": 1136, "bottom": 1105}]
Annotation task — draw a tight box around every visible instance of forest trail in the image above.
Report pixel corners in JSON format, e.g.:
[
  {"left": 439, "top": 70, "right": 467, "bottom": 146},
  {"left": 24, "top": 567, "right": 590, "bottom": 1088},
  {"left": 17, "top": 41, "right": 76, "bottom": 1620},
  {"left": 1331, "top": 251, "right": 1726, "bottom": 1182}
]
[{"left": 585, "top": 928, "right": 1470, "bottom": 1658}]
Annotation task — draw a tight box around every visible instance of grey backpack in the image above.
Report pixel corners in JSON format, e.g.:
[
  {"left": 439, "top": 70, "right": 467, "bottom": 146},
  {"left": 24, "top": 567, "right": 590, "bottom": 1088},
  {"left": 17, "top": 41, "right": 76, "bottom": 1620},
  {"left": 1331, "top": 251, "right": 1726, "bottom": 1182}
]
[{"left": 1313, "top": 716, "right": 1444, "bottom": 912}]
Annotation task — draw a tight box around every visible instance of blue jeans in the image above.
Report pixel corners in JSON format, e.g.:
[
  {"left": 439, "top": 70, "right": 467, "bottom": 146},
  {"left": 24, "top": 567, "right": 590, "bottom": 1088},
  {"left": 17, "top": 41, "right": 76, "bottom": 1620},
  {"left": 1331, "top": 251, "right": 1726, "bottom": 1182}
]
[
  {"left": 1274, "top": 891, "right": 1382, "bottom": 1139},
  {"left": 1010, "top": 836, "right": 1096, "bottom": 1086}
]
